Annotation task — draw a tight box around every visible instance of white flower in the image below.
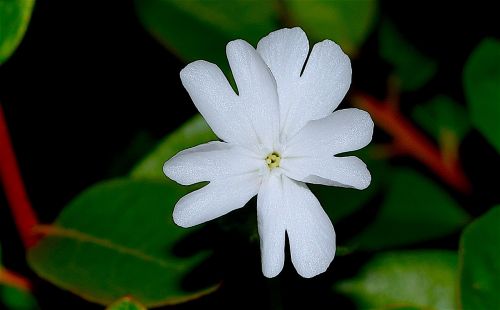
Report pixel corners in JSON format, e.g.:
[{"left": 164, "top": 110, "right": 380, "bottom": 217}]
[{"left": 163, "top": 28, "right": 373, "bottom": 278}]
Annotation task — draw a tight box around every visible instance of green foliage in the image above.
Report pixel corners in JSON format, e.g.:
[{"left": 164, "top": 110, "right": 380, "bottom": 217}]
[
  {"left": 1, "top": 287, "right": 38, "bottom": 310},
  {"left": 464, "top": 38, "right": 500, "bottom": 153},
  {"left": 350, "top": 169, "right": 469, "bottom": 250},
  {"left": 106, "top": 297, "right": 147, "bottom": 310},
  {"left": 134, "top": 0, "right": 278, "bottom": 73},
  {"left": 379, "top": 21, "right": 437, "bottom": 91},
  {"left": 459, "top": 206, "right": 500, "bottom": 309},
  {"left": 412, "top": 95, "right": 471, "bottom": 142},
  {"left": 0, "top": 0, "right": 35, "bottom": 65},
  {"left": 336, "top": 250, "right": 457, "bottom": 309},
  {"left": 284, "top": 0, "right": 377, "bottom": 56},
  {"left": 312, "top": 147, "right": 390, "bottom": 223},
  {"left": 27, "top": 179, "right": 217, "bottom": 307},
  {"left": 131, "top": 114, "right": 216, "bottom": 180}
]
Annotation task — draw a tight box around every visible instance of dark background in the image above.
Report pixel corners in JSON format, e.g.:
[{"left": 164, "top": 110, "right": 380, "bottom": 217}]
[{"left": 1, "top": 1, "right": 499, "bottom": 309}]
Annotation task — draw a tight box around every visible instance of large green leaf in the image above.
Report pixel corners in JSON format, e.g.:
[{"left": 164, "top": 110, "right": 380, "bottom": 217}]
[
  {"left": 350, "top": 169, "right": 469, "bottom": 250},
  {"left": 336, "top": 250, "right": 457, "bottom": 309},
  {"left": 134, "top": 0, "right": 278, "bottom": 73},
  {"left": 412, "top": 95, "right": 471, "bottom": 143},
  {"left": 379, "top": 21, "right": 437, "bottom": 91},
  {"left": 459, "top": 206, "right": 500, "bottom": 309},
  {"left": 131, "top": 114, "right": 216, "bottom": 180},
  {"left": 27, "top": 179, "right": 217, "bottom": 307},
  {"left": 0, "top": 0, "right": 35, "bottom": 65},
  {"left": 285, "top": 0, "right": 377, "bottom": 56},
  {"left": 463, "top": 38, "right": 500, "bottom": 153}
]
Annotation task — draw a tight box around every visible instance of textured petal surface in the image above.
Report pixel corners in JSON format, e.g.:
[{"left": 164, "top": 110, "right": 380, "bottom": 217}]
[
  {"left": 226, "top": 40, "right": 280, "bottom": 151},
  {"left": 282, "top": 177, "right": 336, "bottom": 278},
  {"left": 284, "top": 108, "right": 374, "bottom": 157},
  {"left": 282, "top": 156, "right": 371, "bottom": 190},
  {"left": 164, "top": 141, "right": 264, "bottom": 185},
  {"left": 257, "top": 173, "right": 286, "bottom": 278},
  {"left": 180, "top": 60, "right": 259, "bottom": 147},
  {"left": 173, "top": 173, "right": 261, "bottom": 228}
]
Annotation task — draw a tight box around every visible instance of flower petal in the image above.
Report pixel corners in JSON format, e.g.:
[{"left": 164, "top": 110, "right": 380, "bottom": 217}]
[
  {"left": 256, "top": 28, "right": 309, "bottom": 131},
  {"left": 180, "top": 60, "right": 259, "bottom": 147},
  {"left": 257, "top": 173, "right": 286, "bottom": 278},
  {"left": 164, "top": 141, "right": 264, "bottom": 185},
  {"left": 284, "top": 108, "right": 374, "bottom": 157},
  {"left": 282, "top": 155, "right": 371, "bottom": 190},
  {"left": 282, "top": 176, "right": 336, "bottom": 278},
  {"left": 173, "top": 173, "right": 261, "bottom": 228},
  {"left": 277, "top": 39, "right": 352, "bottom": 140},
  {"left": 226, "top": 39, "right": 280, "bottom": 151}
]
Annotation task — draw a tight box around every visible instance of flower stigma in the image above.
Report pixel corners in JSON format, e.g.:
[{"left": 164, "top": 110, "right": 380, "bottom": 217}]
[{"left": 265, "top": 152, "right": 281, "bottom": 169}]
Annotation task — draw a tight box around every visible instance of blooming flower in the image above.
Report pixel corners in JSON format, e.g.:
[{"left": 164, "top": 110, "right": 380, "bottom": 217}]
[{"left": 163, "top": 28, "right": 373, "bottom": 278}]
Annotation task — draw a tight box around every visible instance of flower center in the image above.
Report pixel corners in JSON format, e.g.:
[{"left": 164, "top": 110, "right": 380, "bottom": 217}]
[{"left": 265, "top": 152, "right": 281, "bottom": 169}]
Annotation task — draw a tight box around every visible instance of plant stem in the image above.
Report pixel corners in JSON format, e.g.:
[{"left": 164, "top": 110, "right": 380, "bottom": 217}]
[
  {"left": 353, "top": 93, "right": 471, "bottom": 193},
  {"left": 0, "top": 105, "right": 39, "bottom": 248},
  {"left": 0, "top": 267, "right": 32, "bottom": 291}
]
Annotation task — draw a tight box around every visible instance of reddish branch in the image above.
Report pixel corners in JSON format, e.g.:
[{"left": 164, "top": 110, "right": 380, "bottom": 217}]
[
  {"left": 0, "top": 267, "right": 32, "bottom": 292},
  {"left": 353, "top": 93, "right": 471, "bottom": 193},
  {"left": 0, "top": 105, "right": 39, "bottom": 248}
]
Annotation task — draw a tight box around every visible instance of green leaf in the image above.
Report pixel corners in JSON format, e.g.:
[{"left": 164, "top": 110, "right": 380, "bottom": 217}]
[
  {"left": 134, "top": 0, "right": 278, "bottom": 73},
  {"left": 336, "top": 250, "right": 457, "bottom": 309},
  {"left": 106, "top": 296, "right": 147, "bottom": 310},
  {"left": 0, "top": 0, "right": 35, "bottom": 65},
  {"left": 131, "top": 114, "right": 216, "bottom": 180},
  {"left": 412, "top": 95, "right": 471, "bottom": 142},
  {"left": 285, "top": 0, "right": 377, "bottom": 56},
  {"left": 459, "top": 206, "right": 500, "bottom": 309},
  {"left": 463, "top": 38, "right": 500, "bottom": 153},
  {"left": 1, "top": 286, "right": 38, "bottom": 310},
  {"left": 350, "top": 169, "right": 469, "bottom": 250},
  {"left": 27, "top": 179, "right": 217, "bottom": 307},
  {"left": 312, "top": 147, "right": 390, "bottom": 223},
  {"left": 379, "top": 21, "right": 437, "bottom": 91}
]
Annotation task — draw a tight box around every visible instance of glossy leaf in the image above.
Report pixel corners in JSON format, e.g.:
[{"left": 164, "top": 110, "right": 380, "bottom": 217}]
[
  {"left": 459, "top": 206, "right": 500, "bottom": 310},
  {"left": 134, "top": 0, "right": 278, "bottom": 73},
  {"left": 412, "top": 95, "right": 470, "bottom": 142},
  {"left": 379, "top": 21, "right": 437, "bottom": 91},
  {"left": 463, "top": 38, "right": 500, "bottom": 153},
  {"left": 0, "top": 0, "right": 35, "bottom": 64},
  {"left": 350, "top": 169, "right": 469, "bottom": 250},
  {"left": 131, "top": 114, "right": 216, "bottom": 180},
  {"left": 28, "top": 179, "right": 217, "bottom": 307},
  {"left": 336, "top": 250, "right": 457, "bottom": 309},
  {"left": 285, "top": 0, "right": 377, "bottom": 56},
  {"left": 106, "top": 296, "right": 147, "bottom": 310}
]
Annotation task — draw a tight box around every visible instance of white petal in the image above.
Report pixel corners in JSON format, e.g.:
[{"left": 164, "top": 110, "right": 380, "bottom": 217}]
[
  {"left": 180, "top": 60, "right": 258, "bottom": 147},
  {"left": 173, "top": 173, "right": 261, "bottom": 228},
  {"left": 226, "top": 40, "right": 280, "bottom": 151},
  {"left": 282, "top": 177, "right": 336, "bottom": 278},
  {"left": 257, "top": 28, "right": 309, "bottom": 129},
  {"left": 280, "top": 40, "right": 352, "bottom": 139},
  {"left": 282, "top": 155, "right": 371, "bottom": 190},
  {"left": 257, "top": 173, "right": 286, "bottom": 278},
  {"left": 163, "top": 141, "right": 264, "bottom": 185},
  {"left": 284, "top": 108, "right": 374, "bottom": 157}
]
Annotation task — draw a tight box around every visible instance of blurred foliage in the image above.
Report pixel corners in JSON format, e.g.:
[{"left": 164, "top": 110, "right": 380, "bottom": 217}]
[
  {"left": 0, "top": 0, "right": 34, "bottom": 65},
  {"left": 106, "top": 297, "right": 147, "bottom": 310},
  {"left": 27, "top": 179, "right": 217, "bottom": 307},
  {"left": 464, "top": 38, "right": 500, "bottom": 153},
  {"left": 379, "top": 20, "right": 437, "bottom": 91},
  {"left": 336, "top": 251, "right": 457, "bottom": 309},
  {"left": 459, "top": 206, "right": 500, "bottom": 310},
  {"left": 350, "top": 169, "right": 469, "bottom": 250}
]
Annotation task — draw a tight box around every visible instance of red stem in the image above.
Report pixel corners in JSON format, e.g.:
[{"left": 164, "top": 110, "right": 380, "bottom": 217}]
[
  {"left": 0, "top": 267, "right": 32, "bottom": 292},
  {"left": 0, "top": 105, "right": 39, "bottom": 248},
  {"left": 353, "top": 94, "right": 471, "bottom": 193}
]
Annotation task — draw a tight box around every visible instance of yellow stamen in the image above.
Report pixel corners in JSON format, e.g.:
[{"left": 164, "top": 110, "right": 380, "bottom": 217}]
[{"left": 265, "top": 152, "right": 281, "bottom": 169}]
